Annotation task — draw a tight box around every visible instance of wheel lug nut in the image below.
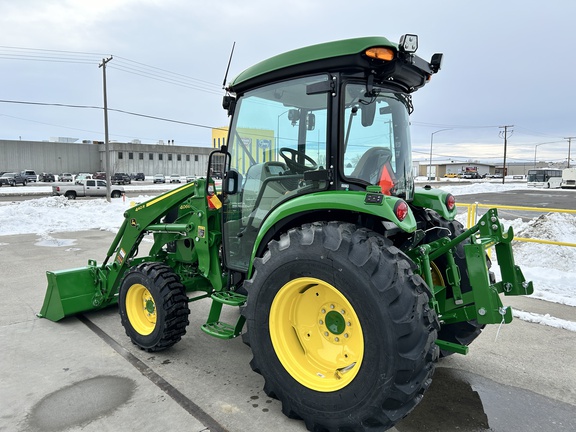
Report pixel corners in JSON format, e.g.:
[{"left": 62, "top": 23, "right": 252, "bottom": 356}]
[{"left": 319, "top": 320, "right": 323, "bottom": 325}]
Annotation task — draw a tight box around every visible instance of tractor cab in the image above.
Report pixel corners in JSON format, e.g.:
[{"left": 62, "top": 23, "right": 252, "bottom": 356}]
[{"left": 219, "top": 36, "right": 437, "bottom": 271}]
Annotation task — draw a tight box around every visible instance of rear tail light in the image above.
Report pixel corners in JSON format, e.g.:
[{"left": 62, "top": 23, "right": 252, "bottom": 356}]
[
  {"left": 445, "top": 194, "right": 456, "bottom": 211},
  {"left": 394, "top": 200, "right": 409, "bottom": 221}
]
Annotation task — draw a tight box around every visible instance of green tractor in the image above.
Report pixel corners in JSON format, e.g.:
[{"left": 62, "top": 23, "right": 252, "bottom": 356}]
[{"left": 39, "top": 34, "right": 533, "bottom": 431}]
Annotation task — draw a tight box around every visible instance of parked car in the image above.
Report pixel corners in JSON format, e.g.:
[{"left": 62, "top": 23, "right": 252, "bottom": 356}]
[
  {"left": 444, "top": 173, "right": 458, "bottom": 178},
  {"left": 133, "top": 172, "right": 145, "bottom": 181},
  {"left": 93, "top": 172, "right": 106, "bottom": 180},
  {"left": 38, "top": 173, "right": 55, "bottom": 182},
  {"left": 0, "top": 172, "right": 27, "bottom": 186},
  {"left": 169, "top": 174, "right": 181, "bottom": 183},
  {"left": 111, "top": 172, "right": 131, "bottom": 185},
  {"left": 20, "top": 169, "right": 37, "bottom": 182},
  {"left": 462, "top": 172, "right": 481, "bottom": 179},
  {"left": 59, "top": 173, "right": 73, "bottom": 182},
  {"left": 186, "top": 175, "right": 196, "bottom": 183},
  {"left": 153, "top": 174, "right": 165, "bottom": 183}
]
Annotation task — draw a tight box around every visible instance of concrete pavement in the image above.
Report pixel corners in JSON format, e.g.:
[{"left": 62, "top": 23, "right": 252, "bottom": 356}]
[{"left": 1, "top": 230, "right": 575, "bottom": 432}]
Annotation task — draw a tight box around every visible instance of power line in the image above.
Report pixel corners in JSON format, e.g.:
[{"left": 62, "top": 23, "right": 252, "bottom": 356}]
[
  {"left": 412, "top": 121, "right": 500, "bottom": 129},
  {"left": 0, "top": 98, "right": 224, "bottom": 131},
  {"left": 107, "top": 64, "right": 222, "bottom": 95},
  {"left": 0, "top": 45, "right": 222, "bottom": 94},
  {"left": 113, "top": 56, "right": 221, "bottom": 89}
]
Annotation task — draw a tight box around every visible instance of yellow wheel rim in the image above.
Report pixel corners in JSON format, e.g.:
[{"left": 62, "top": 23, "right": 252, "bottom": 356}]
[
  {"left": 126, "top": 283, "right": 157, "bottom": 335},
  {"left": 431, "top": 262, "right": 445, "bottom": 287},
  {"left": 269, "top": 277, "right": 364, "bottom": 392}
]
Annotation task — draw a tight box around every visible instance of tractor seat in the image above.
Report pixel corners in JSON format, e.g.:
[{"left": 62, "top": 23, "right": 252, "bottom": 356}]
[{"left": 350, "top": 147, "right": 395, "bottom": 195}]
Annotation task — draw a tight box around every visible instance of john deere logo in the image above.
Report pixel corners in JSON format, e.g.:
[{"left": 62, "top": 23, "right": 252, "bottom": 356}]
[{"left": 130, "top": 218, "right": 137, "bottom": 227}]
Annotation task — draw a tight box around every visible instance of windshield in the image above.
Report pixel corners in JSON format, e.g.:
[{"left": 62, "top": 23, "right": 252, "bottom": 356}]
[{"left": 342, "top": 84, "right": 413, "bottom": 199}]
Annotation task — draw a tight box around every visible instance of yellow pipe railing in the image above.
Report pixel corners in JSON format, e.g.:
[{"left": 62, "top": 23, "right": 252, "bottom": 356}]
[{"left": 459, "top": 203, "right": 576, "bottom": 249}]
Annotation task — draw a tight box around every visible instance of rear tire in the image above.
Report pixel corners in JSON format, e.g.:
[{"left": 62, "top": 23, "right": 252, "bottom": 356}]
[
  {"left": 65, "top": 191, "right": 76, "bottom": 200},
  {"left": 119, "top": 262, "right": 190, "bottom": 351},
  {"left": 242, "top": 222, "right": 439, "bottom": 432}
]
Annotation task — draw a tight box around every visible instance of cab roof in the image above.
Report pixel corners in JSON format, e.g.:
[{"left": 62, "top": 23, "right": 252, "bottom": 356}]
[{"left": 228, "top": 36, "right": 436, "bottom": 94}]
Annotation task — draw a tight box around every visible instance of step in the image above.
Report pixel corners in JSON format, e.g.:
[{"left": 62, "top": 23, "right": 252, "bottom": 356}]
[
  {"left": 201, "top": 321, "right": 239, "bottom": 340},
  {"left": 211, "top": 291, "right": 247, "bottom": 306}
]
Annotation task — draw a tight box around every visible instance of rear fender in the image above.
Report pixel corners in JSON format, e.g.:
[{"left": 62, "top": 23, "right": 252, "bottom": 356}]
[
  {"left": 412, "top": 186, "right": 457, "bottom": 220},
  {"left": 250, "top": 190, "right": 417, "bottom": 276}
]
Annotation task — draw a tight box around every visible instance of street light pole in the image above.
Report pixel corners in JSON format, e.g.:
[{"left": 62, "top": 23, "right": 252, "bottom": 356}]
[{"left": 429, "top": 129, "right": 451, "bottom": 180}]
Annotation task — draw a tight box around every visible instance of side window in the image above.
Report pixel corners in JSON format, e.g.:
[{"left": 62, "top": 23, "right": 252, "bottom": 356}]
[
  {"left": 342, "top": 84, "right": 412, "bottom": 197},
  {"left": 222, "top": 74, "right": 330, "bottom": 271}
]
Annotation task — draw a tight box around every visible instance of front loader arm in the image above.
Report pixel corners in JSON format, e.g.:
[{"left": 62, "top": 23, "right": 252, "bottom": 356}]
[
  {"left": 39, "top": 179, "right": 222, "bottom": 321},
  {"left": 96, "top": 179, "right": 222, "bottom": 305}
]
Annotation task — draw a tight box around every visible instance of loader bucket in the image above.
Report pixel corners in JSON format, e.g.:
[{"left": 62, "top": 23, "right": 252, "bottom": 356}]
[{"left": 38, "top": 263, "right": 114, "bottom": 322}]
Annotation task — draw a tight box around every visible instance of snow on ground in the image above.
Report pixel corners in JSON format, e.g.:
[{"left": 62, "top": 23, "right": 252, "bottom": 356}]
[{"left": 0, "top": 180, "right": 574, "bottom": 331}]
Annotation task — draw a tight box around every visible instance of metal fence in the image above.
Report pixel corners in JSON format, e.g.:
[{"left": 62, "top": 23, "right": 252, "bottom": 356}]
[{"left": 460, "top": 203, "right": 576, "bottom": 248}]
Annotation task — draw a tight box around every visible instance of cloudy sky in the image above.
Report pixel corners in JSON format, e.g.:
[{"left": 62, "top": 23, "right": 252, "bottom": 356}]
[{"left": 1, "top": 0, "right": 575, "bottom": 166}]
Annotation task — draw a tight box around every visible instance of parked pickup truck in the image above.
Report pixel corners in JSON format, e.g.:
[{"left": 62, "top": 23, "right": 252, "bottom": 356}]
[
  {"left": 52, "top": 179, "right": 124, "bottom": 200},
  {"left": 111, "top": 172, "right": 131, "bottom": 185}
]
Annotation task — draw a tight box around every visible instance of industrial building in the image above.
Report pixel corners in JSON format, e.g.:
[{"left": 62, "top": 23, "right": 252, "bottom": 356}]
[{"left": 0, "top": 138, "right": 217, "bottom": 178}]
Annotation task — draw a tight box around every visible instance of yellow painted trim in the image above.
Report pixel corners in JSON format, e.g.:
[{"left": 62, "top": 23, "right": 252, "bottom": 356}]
[{"left": 145, "top": 182, "right": 196, "bottom": 208}]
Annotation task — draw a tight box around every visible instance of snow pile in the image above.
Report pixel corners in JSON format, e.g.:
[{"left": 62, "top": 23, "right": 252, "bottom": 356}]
[
  {"left": 437, "top": 181, "right": 529, "bottom": 196},
  {"left": 0, "top": 195, "right": 135, "bottom": 235},
  {"left": 513, "top": 310, "right": 576, "bottom": 332},
  {"left": 514, "top": 213, "right": 576, "bottom": 271}
]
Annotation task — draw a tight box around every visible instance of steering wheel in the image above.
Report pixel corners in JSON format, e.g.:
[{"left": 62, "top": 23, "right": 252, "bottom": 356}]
[{"left": 279, "top": 147, "right": 318, "bottom": 173}]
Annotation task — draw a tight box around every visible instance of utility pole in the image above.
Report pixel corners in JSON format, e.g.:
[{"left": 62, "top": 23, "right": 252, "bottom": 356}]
[
  {"left": 499, "top": 125, "right": 513, "bottom": 184},
  {"left": 99, "top": 56, "right": 113, "bottom": 202},
  {"left": 564, "top": 137, "right": 575, "bottom": 168}
]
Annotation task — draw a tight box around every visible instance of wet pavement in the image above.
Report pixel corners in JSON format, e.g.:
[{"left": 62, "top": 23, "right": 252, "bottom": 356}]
[{"left": 395, "top": 367, "right": 576, "bottom": 431}]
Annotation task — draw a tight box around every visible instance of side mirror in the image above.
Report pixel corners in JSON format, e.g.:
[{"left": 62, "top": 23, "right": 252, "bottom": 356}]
[
  {"left": 361, "top": 102, "right": 376, "bottom": 127},
  {"left": 306, "top": 113, "right": 315, "bottom": 131},
  {"left": 222, "top": 95, "right": 236, "bottom": 116},
  {"left": 223, "top": 169, "right": 241, "bottom": 195}
]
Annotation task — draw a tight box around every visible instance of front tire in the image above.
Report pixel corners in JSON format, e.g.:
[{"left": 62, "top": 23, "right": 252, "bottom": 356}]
[
  {"left": 119, "top": 262, "right": 190, "bottom": 351},
  {"left": 242, "top": 222, "right": 438, "bottom": 431}
]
